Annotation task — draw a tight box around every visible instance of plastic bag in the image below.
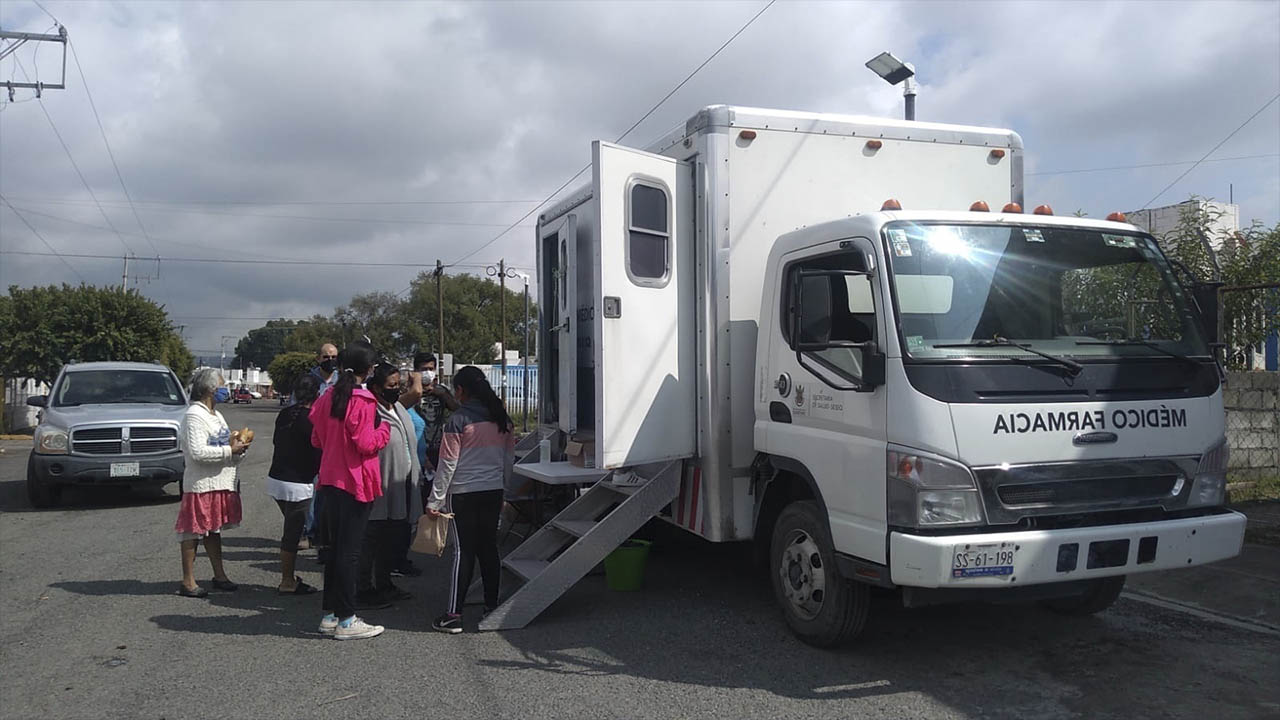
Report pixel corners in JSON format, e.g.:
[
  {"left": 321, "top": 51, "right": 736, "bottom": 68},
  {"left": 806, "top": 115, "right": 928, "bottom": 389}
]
[{"left": 411, "top": 511, "right": 453, "bottom": 557}]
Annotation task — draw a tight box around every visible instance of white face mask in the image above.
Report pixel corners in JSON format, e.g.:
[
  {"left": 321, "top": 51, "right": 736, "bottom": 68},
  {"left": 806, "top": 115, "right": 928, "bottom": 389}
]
[{"left": 423, "top": 369, "right": 437, "bottom": 385}]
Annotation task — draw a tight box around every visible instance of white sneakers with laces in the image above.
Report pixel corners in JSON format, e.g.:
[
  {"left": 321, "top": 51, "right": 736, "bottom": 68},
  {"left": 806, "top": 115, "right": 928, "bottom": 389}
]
[{"left": 334, "top": 616, "right": 385, "bottom": 640}]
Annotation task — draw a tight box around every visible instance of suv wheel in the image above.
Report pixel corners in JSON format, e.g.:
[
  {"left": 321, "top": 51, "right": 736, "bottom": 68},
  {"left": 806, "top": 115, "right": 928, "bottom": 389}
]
[
  {"left": 26, "top": 463, "right": 60, "bottom": 509},
  {"left": 770, "top": 501, "right": 869, "bottom": 647}
]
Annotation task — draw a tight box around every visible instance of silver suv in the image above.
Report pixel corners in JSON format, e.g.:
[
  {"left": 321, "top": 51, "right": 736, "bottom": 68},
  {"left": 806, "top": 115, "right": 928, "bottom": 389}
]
[{"left": 26, "top": 362, "right": 188, "bottom": 507}]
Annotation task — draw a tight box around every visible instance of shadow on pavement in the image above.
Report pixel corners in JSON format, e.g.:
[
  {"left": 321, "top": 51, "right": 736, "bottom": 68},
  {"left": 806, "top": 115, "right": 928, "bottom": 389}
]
[{"left": 0, "top": 478, "right": 180, "bottom": 514}]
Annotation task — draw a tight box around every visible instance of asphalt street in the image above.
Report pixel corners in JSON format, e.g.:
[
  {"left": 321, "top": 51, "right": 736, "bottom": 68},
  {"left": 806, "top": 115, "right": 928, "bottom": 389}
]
[{"left": 1, "top": 403, "right": 1277, "bottom": 719}]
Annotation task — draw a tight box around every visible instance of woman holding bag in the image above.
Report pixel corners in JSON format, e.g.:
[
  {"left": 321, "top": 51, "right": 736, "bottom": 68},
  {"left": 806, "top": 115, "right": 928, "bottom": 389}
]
[
  {"left": 309, "top": 343, "right": 391, "bottom": 641},
  {"left": 357, "top": 364, "right": 422, "bottom": 607},
  {"left": 426, "top": 366, "right": 516, "bottom": 634}
]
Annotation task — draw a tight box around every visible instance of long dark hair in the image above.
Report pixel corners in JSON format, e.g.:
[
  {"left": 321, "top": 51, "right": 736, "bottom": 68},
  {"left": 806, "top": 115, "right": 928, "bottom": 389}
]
[
  {"left": 292, "top": 374, "right": 322, "bottom": 407},
  {"left": 330, "top": 343, "right": 379, "bottom": 419},
  {"left": 453, "top": 365, "right": 513, "bottom": 433}
]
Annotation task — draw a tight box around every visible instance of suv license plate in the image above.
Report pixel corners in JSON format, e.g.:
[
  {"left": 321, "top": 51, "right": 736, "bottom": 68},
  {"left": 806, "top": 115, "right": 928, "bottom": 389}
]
[
  {"left": 110, "top": 462, "right": 140, "bottom": 478},
  {"left": 951, "top": 541, "right": 1017, "bottom": 579}
]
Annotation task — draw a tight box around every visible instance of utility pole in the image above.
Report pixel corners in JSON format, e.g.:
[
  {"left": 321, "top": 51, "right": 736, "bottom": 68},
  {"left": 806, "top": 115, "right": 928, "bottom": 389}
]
[
  {"left": 1, "top": 26, "right": 68, "bottom": 100},
  {"left": 121, "top": 254, "right": 129, "bottom": 293},
  {"left": 487, "top": 259, "right": 517, "bottom": 402},
  {"left": 435, "top": 260, "right": 444, "bottom": 365}
]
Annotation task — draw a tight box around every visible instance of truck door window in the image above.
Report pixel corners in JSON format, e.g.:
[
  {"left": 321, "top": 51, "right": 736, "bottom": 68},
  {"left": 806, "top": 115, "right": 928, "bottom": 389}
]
[
  {"left": 626, "top": 180, "right": 670, "bottom": 285},
  {"left": 783, "top": 249, "right": 876, "bottom": 385}
]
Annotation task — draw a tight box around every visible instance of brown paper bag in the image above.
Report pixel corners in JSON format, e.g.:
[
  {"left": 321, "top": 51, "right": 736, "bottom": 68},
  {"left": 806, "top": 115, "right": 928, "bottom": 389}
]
[{"left": 411, "top": 512, "right": 453, "bottom": 557}]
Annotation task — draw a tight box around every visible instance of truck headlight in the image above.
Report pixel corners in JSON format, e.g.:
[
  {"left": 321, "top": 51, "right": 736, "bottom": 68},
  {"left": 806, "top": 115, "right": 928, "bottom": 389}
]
[
  {"left": 34, "top": 426, "right": 69, "bottom": 455},
  {"left": 887, "top": 447, "right": 985, "bottom": 527},
  {"left": 1187, "top": 436, "right": 1228, "bottom": 507}
]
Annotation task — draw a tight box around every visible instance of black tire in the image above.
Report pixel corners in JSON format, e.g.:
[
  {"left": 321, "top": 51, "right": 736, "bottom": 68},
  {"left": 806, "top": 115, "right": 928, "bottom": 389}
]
[
  {"left": 1041, "top": 576, "right": 1126, "bottom": 616},
  {"left": 26, "top": 466, "right": 60, "bottom": 509},
  {"left": 770, "top": 501, "right": 869, "bottom": 647}
]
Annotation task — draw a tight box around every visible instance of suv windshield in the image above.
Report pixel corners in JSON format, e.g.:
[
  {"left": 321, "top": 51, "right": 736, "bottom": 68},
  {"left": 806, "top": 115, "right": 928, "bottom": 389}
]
[
  {"left": 883, "top": 222, "right": 1209, "bottom": 361},
  {"left": 54, "top": 370, "right": 185, "bottom": 406}
]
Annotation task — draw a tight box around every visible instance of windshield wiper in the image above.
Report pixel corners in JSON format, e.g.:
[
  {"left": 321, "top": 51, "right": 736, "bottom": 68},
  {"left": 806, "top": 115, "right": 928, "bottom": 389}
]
[
  {"left": 933, "top": 336, "right": 1083, "bottom": 377},
  {"left": 1075, "top": 339, "right": 1200, "bottom": 366}
]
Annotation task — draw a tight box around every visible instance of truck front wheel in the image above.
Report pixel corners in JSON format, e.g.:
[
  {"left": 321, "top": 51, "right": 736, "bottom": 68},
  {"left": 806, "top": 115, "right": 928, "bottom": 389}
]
[
  {"left": 26, "top": 461, "right": 61, "bottom": 509},
  {"left": 770, "top": 501, "right": 869, "bottom": 647},
  {"left": 1041, "top": 576, "right": 1126, "bottom": 616}
]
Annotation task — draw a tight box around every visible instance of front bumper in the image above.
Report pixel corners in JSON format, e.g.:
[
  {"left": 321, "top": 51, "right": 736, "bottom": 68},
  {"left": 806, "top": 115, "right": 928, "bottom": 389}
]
[
  {"left": 889, "top": 510, "right": 1246, "bottom": 588},
  {"left": 28, "top": 451, "right": 185, "bottom": 487}
]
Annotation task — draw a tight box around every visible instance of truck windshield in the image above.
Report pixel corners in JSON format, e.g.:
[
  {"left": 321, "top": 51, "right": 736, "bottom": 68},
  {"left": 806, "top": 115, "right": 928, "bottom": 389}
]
[
  {"left": 54, "top": 370, "right": 185, "bottom": 406},
  {"left": 883, "top": 222, "right": 1210, "bottom": 361}
]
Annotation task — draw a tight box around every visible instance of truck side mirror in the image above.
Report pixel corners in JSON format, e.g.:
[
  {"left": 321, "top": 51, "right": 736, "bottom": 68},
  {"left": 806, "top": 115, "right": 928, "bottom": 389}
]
[
  {"left": 26, "top": 395, "right": 48, "bottom": 408},
  {"left": 1190, "top": 281, "right": 1223, "bottom": 345},
  {"left": 860, "top": 352, "right": 886, "bottom": 389}
]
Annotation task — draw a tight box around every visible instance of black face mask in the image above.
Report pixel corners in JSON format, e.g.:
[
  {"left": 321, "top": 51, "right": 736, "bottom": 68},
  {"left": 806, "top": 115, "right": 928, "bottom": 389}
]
[
  {"left": 319, "top": 359, "right": 335, "bottom": 374},
  {"left": 380, "top": 387, "right": 400, "bottom": 405}
]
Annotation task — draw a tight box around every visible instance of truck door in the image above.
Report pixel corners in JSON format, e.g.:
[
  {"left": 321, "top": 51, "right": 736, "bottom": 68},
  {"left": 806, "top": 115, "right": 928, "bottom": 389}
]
[
  {"left": 556, "top": 215, "right": 578, "bottom": 434},
  {"left": 766, "top": 237, "right": 889, "bottom": 564},
  {"left": 591, "top": 141, "right": 695, "bottom": 469}
]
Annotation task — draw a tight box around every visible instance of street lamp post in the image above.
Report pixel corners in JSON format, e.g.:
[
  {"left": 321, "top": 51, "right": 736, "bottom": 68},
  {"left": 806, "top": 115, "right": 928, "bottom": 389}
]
[
  {"left": 865, "top": 51, "right": 917, "bottom": 121},
  {"left": 509, "top": 270, "right": 532, "bottom": 432}
]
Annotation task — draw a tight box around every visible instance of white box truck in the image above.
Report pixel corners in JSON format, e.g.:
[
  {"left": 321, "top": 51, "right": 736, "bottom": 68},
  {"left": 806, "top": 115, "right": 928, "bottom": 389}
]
[{"left": 483, "top": 105, "right": 1246, "bottom": 646}]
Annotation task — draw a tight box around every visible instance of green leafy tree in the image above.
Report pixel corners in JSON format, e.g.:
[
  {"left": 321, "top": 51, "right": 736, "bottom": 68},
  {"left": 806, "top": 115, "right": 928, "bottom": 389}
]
[
  {"left": 232, "top": 319, "right": 300, "bottom": 370},
  {"left": 160, "top": 333, "right": 196, "bottom": 381},
  {"left": 0, "top": 285, "right": 181, "bottom": 385},
  {"left": 282, "top": 316, "right": 345, "bottom": 356},
  {"left": 267, "top": 351, "right": 316, "bottom": 397}
]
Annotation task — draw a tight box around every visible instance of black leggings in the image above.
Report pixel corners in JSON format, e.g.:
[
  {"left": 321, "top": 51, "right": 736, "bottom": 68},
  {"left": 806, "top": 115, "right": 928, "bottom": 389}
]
[
  {"left": 275, "top": 499, "right": 309, "bottom": 551},
  {"left": 318, "top": 486, "right": 372, "bottom": 620},
  {"left": 358, "top": 519, "right": 400, "bottom": 594},
  {"left": 449, "top": 489, "right": 503, "bottom": 614}
]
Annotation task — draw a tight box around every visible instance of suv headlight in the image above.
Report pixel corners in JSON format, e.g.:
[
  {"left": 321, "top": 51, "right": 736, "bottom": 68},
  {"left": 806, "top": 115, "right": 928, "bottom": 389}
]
[
  {"left": 34, "top": 425, "right": 70, "bottom": 455},
  {"left": 887, "top": 446, "right": 985, "bottom": 527},
  {"left": 1187, "top": 436, "right": 1229, "bottom": 508}
]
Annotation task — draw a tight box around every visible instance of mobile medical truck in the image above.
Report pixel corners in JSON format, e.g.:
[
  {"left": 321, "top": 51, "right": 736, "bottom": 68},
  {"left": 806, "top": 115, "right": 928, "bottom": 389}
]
[{"left": 481, "top": 105, "right": 1246, "bottom": 646}]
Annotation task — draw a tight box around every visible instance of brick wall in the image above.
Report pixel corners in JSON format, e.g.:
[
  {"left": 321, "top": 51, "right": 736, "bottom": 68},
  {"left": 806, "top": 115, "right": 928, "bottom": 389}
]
[{"left": 1225, "top": 371, "right": 1280, "bottom": 482}]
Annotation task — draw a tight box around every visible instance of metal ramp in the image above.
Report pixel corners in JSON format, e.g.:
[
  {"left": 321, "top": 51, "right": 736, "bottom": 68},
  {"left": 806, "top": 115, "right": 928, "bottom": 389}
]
[{"left": 478, "top": 460, "right": 682, "bottom": 631}]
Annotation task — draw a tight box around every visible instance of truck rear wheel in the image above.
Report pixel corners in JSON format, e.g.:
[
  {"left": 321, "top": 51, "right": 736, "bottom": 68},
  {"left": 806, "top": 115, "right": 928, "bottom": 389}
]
[
  {"left": 770, "top": 501, "right": 868, "bottom": 647},
  {"left": 1041, "top": 576, "right": 1126, "bottom": 616}
]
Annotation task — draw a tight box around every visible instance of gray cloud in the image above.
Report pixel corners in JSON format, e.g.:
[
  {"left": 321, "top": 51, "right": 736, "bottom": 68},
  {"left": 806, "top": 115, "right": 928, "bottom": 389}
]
[{"left": 2, "top": 0, "right": 1277, "bottom": 358}]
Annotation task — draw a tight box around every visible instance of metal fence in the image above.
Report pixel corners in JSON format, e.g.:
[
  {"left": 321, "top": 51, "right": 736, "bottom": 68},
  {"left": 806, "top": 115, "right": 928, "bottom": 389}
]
[{"left": 481, "top": 364, "right": 539, "bottom": 427}]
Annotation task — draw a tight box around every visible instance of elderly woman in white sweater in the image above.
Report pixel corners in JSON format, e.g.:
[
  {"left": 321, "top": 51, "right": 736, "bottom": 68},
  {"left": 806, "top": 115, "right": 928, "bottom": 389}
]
[{"left": 176, "top": 368, "right": 249, "bottom": 598}]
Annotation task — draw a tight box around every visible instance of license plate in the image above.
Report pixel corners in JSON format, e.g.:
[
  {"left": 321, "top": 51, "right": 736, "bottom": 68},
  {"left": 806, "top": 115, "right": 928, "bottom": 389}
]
[
  {"left": 951, "top": 541, "right": 1017, "bottom": 579},
  {"left": 110, "top": 462, "right": 140, "bottom": 478}
]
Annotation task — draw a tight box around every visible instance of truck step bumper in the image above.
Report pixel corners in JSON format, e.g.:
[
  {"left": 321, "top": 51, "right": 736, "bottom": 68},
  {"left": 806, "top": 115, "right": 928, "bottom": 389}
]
[{"left": 889, "top": 510, "right": 1246, "bottom": 588}]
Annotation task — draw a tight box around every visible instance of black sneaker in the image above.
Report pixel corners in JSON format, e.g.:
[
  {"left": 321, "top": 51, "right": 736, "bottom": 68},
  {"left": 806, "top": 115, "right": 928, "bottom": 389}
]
[
  {"left": 378, "top": 584, "right": 413, "bottom": 603},
  {"left": 432, "top": 613, "right": 463, "bottom": 634},
  {"left": 391, "top": 562, "right": 423, "bottom": 578}
]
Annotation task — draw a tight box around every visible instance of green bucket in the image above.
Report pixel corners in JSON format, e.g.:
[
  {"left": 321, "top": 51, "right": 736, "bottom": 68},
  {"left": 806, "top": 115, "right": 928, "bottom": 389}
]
[{"left": 604, "top": 539, "right": 652, "bottom": 591}]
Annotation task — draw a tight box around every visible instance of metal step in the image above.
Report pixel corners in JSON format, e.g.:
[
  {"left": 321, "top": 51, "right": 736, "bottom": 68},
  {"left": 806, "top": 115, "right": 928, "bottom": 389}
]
[{"left": 478, "top": 460, "right": 683, "bottom": 631}]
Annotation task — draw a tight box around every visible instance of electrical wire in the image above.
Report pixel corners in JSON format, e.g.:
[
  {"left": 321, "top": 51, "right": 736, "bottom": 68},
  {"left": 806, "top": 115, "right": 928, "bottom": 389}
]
[
  {"left": 67, "top": 39, "right": 160, "bottom": 256},
  {"left": 0, "top": 248, "right": 531, "bottom": 271},
  {"left": 1029, "top": 152, "right": 1280, "bottom": 177},
  {"left": 32, "top": 0, "right": 59, "bottom": 24},
  {"left": 449, "top": 0, "right": 777, "bottom": 268},
  {"left": 0, "top": 194, "right": 86, "bottom": 282},
  {"left": 1139, "top": 93, "right": 1280, "bottom": 209}
]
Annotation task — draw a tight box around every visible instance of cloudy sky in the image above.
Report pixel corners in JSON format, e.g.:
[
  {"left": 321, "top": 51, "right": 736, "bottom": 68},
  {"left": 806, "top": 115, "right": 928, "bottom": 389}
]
[{"left": 2, "top": 0, "right": 1277, "bottom": 360}]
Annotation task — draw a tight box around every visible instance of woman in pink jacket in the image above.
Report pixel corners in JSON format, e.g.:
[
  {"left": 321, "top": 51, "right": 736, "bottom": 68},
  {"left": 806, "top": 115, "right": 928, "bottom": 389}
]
[{"left": 309, "top": 343, "right": 390, "bottom": 641}]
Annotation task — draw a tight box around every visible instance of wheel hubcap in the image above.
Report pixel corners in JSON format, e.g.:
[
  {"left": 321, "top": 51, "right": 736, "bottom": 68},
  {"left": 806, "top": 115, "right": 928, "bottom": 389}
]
[{"left": 778, "top": 530, "right": 826, "bottom": 620}]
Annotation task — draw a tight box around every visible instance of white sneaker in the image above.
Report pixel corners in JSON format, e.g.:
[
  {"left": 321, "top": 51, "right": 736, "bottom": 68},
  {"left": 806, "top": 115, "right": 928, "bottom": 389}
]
[
  {"left": 319, "top": 616, "right": 338, "bottom": 635},
  {"left": 334, "top": 616, "right": 384, "bottom": 641}
]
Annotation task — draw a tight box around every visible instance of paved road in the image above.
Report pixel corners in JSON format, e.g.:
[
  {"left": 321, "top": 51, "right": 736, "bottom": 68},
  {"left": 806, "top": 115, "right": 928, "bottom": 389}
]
[{"left": 1, "top": 404, "right": 1277, "bottom": 719}]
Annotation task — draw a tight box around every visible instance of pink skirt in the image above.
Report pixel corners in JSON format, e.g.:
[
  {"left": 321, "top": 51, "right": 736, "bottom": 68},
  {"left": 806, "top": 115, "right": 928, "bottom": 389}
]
[{"left": 174, "top": 490, "right": 243, "bottom": 538}]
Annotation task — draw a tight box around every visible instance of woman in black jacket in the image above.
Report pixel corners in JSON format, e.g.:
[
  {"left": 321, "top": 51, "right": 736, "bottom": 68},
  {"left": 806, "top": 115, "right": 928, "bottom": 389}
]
[{"left": 266, "top": 374, "right": 323, "bottom": 594}]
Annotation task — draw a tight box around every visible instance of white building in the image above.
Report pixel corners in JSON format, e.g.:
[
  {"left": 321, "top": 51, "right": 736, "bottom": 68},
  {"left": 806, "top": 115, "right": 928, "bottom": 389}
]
[{"left": 1125, "top": 199, "right": 1239, "bottom": 250}]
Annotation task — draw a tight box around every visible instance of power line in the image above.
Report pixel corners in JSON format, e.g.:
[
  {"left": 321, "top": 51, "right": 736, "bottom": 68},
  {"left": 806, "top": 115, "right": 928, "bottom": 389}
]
[
  {"left": 1028, "top": 152, "right": 1280, "bottom": 177},
  {"left": 449, "top": 0, "right": 777, "bottom": 268},
  {"left": 32, "top": 0, "right": 59, "bottom": 24},
  {"left": 12, "top": 55, "right": 135, "bottom": 255},
  {"left": 67, "top": 39, "right": 159, "bottom": 256},
  {"left": 1139, "top": 93, "right": 1280, "bottom": 209},
  {"left": 0, "top": 194, "right": 85, "bottom": 282},
  {"left": 0, "top": 248, "right": 531, "bottom": 271}
]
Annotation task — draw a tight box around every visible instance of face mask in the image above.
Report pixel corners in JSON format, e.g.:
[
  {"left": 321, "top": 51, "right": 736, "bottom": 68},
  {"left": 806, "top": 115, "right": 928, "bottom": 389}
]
[
  {"left": 423, "top": 369, "right": 436, "bottom": 385},
  {"left": 380, "top": 387, "right": 400, "bottom": 405},
  {"left": 319, "top": 359, "right": 335, "bottom": 374},
  {"left": 213, "top": 387, "right": 231, "bottom": 403}
]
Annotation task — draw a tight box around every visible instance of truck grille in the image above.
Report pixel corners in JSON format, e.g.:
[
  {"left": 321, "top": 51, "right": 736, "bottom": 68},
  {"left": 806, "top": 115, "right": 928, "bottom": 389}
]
[
  {"left": 974, "top": 457, "right": 1197, "bottom": 525},
  {"left": 72, "top": 426, "right": 178, "bottom": 455},
  {"left": 997, "top": 476, "right": 1177, "bottom": 506}
]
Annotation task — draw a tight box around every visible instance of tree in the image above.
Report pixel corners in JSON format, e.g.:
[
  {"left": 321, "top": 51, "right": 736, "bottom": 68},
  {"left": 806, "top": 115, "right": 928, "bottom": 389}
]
[
  {"left": 232, "top": 319, "right": 300, "bottom": 370},
  {"left": 160, "top": 333, "right": 196, "bottom": 382},
  {"left": 0, "top": 284, "right": 180, "bottom": 385},
  {"left": 267, "top": 351, "right": 316, "bottom": 397}
]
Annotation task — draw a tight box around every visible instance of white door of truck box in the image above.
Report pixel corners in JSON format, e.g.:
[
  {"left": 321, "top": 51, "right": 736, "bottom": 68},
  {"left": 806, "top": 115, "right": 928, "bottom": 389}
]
[
  {"left": 555, "top": 215, "right": 578, "bottom": 433},
  {"left": 590, "top": 140, "right": 695, "bottom": 469}
]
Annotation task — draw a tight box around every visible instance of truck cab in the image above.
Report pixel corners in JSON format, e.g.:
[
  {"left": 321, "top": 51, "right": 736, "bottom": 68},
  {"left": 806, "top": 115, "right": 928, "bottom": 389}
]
[{"left": 755, "top": 209, "right": 1244, "bottom": 645}]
